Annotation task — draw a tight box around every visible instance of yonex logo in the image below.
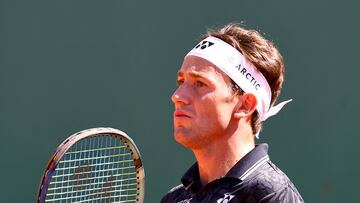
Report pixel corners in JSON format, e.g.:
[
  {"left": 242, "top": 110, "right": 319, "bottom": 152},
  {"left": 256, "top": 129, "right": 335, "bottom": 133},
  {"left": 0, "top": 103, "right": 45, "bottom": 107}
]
[
  {"left": 217, "top": 193, "right": 235, "bottom": 203},
  {"left": 194, "top": 40, "right": 214, "bottom": 50},
  {"left": 177, "top": 198, "right": 192, "bottom": 203}
]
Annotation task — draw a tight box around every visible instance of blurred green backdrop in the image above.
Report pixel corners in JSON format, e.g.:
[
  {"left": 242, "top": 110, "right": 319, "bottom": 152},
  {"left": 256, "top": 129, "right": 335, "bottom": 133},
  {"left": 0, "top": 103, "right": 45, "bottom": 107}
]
[{"left": 1, "top": 0, "right": 359, "bottom": 202}]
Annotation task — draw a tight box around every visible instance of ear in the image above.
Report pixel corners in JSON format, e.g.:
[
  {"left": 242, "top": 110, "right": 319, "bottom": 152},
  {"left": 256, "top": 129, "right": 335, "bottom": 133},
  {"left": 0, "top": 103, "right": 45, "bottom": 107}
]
[{"left": 233, "top": 93, "right": 258, "bottom": 119}]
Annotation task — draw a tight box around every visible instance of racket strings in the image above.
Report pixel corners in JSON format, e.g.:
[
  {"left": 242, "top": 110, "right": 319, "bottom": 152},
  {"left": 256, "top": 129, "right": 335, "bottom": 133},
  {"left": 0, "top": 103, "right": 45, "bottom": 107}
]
[
  {"left": 48, "top": 181, "right": 137, "bottom": 193},
  {"left": 52, "top": 159, "right": 134, "bottom": 172},
  {"left": 46, "top": 135, "right": 139, "bottom": 202},
  {"left": 49, "top": 173, "right": 137, "bottom": 187}
]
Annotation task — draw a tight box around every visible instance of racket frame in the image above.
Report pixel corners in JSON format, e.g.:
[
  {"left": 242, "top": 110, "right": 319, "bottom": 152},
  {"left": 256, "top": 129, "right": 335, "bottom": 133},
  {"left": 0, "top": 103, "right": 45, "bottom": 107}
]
[{"left": 38, "top": 127, "right": 145, "bottom": 203}]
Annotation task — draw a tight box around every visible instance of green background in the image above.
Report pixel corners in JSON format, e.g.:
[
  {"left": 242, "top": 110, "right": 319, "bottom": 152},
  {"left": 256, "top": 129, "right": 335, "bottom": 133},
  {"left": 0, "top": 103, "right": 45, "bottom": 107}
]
[{"left": 1, "top": 0, "right": 359, "bottom": 202}]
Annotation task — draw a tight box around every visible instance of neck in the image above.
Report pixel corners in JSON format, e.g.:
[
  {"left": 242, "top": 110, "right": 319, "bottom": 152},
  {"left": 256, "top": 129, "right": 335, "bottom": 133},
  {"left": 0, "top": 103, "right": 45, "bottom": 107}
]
[{"left": 192, "top": 127, "right": 255, "bottom": 187}]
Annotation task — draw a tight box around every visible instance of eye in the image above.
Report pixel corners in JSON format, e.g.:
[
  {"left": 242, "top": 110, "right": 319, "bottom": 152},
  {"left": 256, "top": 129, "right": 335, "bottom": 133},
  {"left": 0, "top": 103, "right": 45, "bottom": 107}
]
[
  {"left": 194, "top": 80, "right": 207, "bottom": 87},
  {"left": 176, "top": 78, "right": 184, "bottom": 86}
]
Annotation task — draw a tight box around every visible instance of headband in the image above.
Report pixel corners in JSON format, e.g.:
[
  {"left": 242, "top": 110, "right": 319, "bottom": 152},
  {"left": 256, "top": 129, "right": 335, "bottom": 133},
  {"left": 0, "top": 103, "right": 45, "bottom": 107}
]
[{"left": 186, "top": 36, "right": 292, "bottom": 123}]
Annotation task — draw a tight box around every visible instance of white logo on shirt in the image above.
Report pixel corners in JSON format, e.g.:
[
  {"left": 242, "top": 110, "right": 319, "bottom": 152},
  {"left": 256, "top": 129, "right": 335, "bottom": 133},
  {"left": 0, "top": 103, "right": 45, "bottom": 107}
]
[
  {"left": 178, "top": 198, "right": 192, "bottom": 203},
  {"left": 217, "top": 193, "right": 235, "bottom": 203}
]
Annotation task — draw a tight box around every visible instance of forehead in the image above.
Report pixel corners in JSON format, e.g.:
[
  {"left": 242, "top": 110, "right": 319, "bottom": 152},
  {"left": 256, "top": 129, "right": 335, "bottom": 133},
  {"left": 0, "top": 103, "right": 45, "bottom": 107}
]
[{"left": 178, "top": 55, "right": 230, "bottom": 81}]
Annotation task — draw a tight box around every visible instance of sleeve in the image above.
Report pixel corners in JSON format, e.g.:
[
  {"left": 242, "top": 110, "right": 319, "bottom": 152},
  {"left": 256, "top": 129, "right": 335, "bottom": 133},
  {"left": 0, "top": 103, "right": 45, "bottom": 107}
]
[
  {"left": 160, "top": 193, "right": 173, "bottom": 203},
  {"left": 259, "top": 185, "right": 304, "bottom": 203},
  {"left": 160, "top": 184, "right": 185, "bottom": 203}
]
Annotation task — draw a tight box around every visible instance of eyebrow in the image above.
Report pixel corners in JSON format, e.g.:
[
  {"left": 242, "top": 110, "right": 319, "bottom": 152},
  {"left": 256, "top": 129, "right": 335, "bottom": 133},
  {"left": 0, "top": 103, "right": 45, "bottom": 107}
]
[
  {"left": 177, "top": 71, "right": 215, "bottom": 88},
  {"left": 177, "top": 71, "right": 207, "bottom": 79}
]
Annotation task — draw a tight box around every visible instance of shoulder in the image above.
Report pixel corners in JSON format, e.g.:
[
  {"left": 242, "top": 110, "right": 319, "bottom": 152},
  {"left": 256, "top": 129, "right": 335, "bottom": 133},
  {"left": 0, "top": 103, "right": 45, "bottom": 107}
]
[
  {"left": 160, "top": 184, "right": 188, "bottom": 203},
  {"left": 239, "top": 161, "right": 304, "bottom": 202}
]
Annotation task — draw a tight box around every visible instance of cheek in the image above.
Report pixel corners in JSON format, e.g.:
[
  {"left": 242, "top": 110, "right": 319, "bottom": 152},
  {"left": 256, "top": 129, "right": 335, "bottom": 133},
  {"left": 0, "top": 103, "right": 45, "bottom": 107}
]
[{"left": 196, "top": 97, "right": 234, "bottom": 126}]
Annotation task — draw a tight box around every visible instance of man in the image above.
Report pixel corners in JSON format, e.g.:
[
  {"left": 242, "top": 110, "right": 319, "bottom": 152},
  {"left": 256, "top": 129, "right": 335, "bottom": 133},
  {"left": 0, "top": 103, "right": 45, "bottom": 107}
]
[{"left": 161, "top": 24, "right": 304, "bottom": 203}]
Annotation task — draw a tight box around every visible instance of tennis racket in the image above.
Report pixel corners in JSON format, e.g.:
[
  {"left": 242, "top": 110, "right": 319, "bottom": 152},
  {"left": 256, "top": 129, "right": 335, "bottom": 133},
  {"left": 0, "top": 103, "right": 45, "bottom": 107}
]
[{"left": 38, "top": 127, "right": 145, "bottom": 203}]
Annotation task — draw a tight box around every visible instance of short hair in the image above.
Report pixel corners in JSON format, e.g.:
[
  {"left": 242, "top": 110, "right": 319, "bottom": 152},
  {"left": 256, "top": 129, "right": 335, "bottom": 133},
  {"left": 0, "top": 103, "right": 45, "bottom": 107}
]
[{"left": 203, "top": 23, "right": 285, "bottom": 135}]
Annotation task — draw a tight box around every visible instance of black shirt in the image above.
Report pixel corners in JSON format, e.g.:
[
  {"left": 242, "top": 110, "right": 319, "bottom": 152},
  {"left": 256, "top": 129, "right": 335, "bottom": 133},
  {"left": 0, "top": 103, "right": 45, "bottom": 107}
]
[{"left": 161, "top": 144, "right": 304, "bottom": 203}]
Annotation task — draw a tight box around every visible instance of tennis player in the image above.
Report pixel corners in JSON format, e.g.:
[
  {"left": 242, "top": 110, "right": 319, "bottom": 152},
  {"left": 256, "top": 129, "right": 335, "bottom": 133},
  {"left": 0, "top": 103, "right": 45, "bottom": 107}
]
[{"left": 161, "top": 24, "right": 304, "bottom": 203}]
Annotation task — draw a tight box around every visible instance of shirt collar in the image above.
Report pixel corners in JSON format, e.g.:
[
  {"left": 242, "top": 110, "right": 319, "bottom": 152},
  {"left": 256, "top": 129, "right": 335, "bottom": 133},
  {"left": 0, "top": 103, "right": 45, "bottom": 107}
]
[
  {"left": 181, "top": 144, "right": 269, "bottom": 190},
  {"left": 181, "top": 162, "right": 202, "bottom": 192},
  {"left": 226, "top": 143, "right": 269, "bottom": 179}
]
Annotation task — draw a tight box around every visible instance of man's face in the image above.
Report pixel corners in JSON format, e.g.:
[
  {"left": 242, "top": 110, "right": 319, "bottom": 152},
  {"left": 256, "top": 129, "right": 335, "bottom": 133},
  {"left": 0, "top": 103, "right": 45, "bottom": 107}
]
[{"left": 171, "top": 55, "right": 239, "bottom": 149}]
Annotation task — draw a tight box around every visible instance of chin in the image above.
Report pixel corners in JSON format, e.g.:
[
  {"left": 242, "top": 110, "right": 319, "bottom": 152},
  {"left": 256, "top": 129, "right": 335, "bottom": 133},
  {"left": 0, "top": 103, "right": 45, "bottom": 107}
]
[
  {"left": 174, "top": 129, "right": 202, "bottom": 150},
  {"left": 174, "top": 131, "right": 187, "bottom": 144},
  {"left": 174, "top": 130, "right": 191, "bottom": 147}
]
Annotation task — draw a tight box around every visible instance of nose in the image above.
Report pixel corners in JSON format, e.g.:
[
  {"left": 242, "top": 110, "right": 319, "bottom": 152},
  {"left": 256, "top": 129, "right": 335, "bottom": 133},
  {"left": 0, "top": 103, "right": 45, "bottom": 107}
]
[{"left": 171, "top": 85, "right": 190, "bottom": 105}]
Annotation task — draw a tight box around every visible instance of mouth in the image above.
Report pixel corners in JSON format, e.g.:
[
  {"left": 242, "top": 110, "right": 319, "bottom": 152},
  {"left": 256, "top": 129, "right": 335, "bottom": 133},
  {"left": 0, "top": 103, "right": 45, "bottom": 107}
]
[{"left": 174, "top": 110, "right": 191, "bottom": 118}]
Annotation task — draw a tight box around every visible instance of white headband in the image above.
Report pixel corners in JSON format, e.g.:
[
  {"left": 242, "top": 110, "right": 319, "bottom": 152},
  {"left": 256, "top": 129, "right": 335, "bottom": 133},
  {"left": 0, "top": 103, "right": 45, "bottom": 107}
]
[{"left": 186, "top": 36, "right": 292, "bottom": 123}]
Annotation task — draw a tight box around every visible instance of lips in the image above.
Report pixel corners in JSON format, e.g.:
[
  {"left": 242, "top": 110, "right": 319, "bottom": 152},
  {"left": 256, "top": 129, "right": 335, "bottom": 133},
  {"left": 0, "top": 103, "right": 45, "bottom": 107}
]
[{"left": 174, "top": 110, "right": 191, "bottom": 118}]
